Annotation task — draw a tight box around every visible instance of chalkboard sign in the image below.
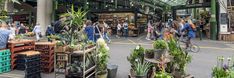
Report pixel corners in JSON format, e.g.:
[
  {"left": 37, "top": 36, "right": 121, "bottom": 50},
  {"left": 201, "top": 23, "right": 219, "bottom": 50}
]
[{"left": 220, "top": 13, "right": 228, "bottom": 24}]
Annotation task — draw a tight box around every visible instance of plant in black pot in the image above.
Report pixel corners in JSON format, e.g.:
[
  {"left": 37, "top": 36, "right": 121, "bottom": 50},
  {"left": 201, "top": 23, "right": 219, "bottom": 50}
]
[
  {"left": 97, "top": 38, "right": 110, "bottom": 78},
  {"left": 132, "top": 61, "right": 151, "bottom": 78},
  {"left": 66, "top": 61, "right": 83, "bottom": 78},
  {"left": 153, "top": 40, "right": 168, "bottom": 59},
  {"left": 144, "top": 49, "right": 154, "bottom": 59}
]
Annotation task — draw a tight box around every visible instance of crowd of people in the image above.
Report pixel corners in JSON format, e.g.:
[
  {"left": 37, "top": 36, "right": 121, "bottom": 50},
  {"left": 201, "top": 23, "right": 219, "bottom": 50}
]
[{"left": 145, "top": 16, "right": 204, "bottom": 49}]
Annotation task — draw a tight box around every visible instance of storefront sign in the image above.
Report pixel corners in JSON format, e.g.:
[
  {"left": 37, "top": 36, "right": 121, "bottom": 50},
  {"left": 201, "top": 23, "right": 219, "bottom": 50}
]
[{"left": 13, "top": 14, "right": 29, "bottom": 21}]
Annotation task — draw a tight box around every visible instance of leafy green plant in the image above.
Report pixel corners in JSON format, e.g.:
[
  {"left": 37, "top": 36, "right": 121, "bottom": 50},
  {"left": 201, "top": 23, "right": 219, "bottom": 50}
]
[
  {"left": 56, "top": 41, "right": 65, "bottom": 46},
  {"left": 167, "top": 38, "right": 192, "bottom": 75},
  {"left": 153, "top": 40, "right": 168, "bottom": 49},
  {"left": 60, "top": 5, "right": 88, "bottom": 49},
  {"left": 127, "top": 45, "right": 145, "bottom": 65},
  {"left": 133, "top": 61, "right": 151, "bottom": 76},
  {"left": 155, "top": 71, "right": 172, "bottom": 78},
  {"left": 97, "top": 43, "right": 109, "bottom": 75},
  {"left": 15, "top": 34, "right": 24, "bottom": 40},
  {"left": 145, "top": 49, "right": 154, "bottom": 54}
]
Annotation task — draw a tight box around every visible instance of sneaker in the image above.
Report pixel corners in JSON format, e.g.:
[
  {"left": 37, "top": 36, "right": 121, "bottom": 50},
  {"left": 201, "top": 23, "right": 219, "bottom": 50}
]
[{"left": 108, "top": 40, "right": 111, "bottom": 44}]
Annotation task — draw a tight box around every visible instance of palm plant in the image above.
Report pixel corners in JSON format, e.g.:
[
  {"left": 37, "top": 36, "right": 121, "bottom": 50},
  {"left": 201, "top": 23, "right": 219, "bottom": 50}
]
[{"left": 61, "top": 5, "right": 88, "bottom": 49}]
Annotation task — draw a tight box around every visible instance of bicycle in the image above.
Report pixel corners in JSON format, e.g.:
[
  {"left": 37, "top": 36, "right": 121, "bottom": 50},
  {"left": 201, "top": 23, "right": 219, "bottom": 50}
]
[{"left": 176, "top": 35, "right": 200, "bottom": 53}]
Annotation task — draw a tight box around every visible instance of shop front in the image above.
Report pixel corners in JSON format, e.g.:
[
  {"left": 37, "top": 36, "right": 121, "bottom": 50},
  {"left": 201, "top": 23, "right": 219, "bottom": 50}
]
[{"left": 92, "top": 9, "right": 148, "bottom": 37}]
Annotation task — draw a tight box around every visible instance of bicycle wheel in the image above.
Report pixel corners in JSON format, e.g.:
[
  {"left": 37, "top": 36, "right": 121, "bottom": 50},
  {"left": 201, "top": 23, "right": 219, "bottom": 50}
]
[{"left": 190, "top": 44, "right": 200, "bottom": 53}]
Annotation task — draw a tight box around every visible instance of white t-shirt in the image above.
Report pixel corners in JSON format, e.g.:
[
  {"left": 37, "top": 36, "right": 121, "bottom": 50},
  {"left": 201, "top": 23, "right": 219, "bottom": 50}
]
[
  {"left": 33, "top": 25, "right": 41, "bottom": 33},
  {"left": 117, "top": 24, "right": 122, "bottom": 30}
]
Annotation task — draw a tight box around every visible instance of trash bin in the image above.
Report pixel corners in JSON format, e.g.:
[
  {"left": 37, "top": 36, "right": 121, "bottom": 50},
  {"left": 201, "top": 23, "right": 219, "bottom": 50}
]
[{"left": 107, "top": 64, "right": 118, "bottom": 78}]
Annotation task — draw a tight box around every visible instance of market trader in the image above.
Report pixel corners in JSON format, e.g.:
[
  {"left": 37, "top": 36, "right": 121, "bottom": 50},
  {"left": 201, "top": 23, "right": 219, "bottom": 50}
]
[{"left": 0, "top": 22, "right": 11, "bottom": 49}]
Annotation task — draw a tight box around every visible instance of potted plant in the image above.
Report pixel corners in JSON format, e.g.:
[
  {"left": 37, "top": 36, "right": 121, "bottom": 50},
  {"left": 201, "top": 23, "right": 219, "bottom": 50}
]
[
  {"left": 132, "top": 61, "right": 151, "bottom": 78},
  {"left": 153, "top": 40, "right": 168, "bottom": 59},
  {"left": 55, "top": 41, "right": 67, "bottom": 52},
  {"left": 127, "top": 45, "right": 145, "bottom": 67},
  {"left": 167, "top": 39, "right": 192, "bottom": 78},
  {"left": 144, "top": 49, "right": 154, "bottom": 59},
  {"left": 60, "top": 5, "right": 87, "bottom": 52},
  {"left": 97, "top": 38, "right": 110, "bottom": 78}
]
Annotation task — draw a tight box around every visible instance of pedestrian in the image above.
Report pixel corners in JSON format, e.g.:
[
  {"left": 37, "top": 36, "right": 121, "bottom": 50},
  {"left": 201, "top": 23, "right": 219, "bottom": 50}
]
[
  {"left": 146, "top": 21, "right": 153, "bottom": 40},
  {"left": 9, "top": 23, "right": 16, "bottom": 40},
  {"left": 18, "top": 23, "right": 27, "bottom": 34},
  {"left": 0, "top": 22, "right": 11, "bottom": 49},
  {"left": 84, "top": 20, "right": 94, "bottom": 42},
  {"left": 33, "top": 23, "right": 41, "bottom": 41},
  {"left": 102, "top": 21, "right": 111, "bottom": 43},
  {"left": 123, "top": 21, "right": 128, "bottom": 38},
  {"left": 46, "top": 25, "right": 55, "bottom": 36},
  {"left": 116, "top": 21, "right": 122, "bottom": 38},
  {"left": 93, "top": 21, "right": 100, "bottom": 42}
]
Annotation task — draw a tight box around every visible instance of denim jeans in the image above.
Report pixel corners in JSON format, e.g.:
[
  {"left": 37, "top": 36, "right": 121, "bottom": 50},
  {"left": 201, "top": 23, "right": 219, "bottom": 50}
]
[
  {"left": 124, "top": 29, "right": 128, "bottom": 38},
  {"left": 103, "top": 32, "right": 110, "bottom": 42}
]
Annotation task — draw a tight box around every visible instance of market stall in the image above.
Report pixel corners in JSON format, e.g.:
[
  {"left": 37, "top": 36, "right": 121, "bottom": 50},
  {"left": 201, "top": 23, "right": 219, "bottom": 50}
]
[{"left": 94, "top": 11, "right": 148, "bottom": 37}]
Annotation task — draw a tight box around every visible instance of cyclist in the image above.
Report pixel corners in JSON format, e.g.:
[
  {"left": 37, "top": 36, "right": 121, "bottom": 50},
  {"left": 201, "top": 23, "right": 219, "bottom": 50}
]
[{"left": 181, "top": 19, "right": 196, "bottom": 49}]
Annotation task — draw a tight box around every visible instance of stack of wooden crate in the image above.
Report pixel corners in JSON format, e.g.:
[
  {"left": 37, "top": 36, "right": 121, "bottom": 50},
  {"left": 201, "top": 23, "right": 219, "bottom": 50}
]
[
  {"left": 7, "top": 40, "right": 35, "bottom": 70},
  {"left": 35, "top": 42, "right": 55, "bottom": 73},
  {"left": 15, "top": 51, "right": 41, "bottom": 78}
]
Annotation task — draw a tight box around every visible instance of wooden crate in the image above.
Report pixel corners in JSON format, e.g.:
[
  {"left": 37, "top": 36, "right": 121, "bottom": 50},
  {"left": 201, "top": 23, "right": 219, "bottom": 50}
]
[{"left": 7, "top": 39, "right": 35, "bottom": 70}]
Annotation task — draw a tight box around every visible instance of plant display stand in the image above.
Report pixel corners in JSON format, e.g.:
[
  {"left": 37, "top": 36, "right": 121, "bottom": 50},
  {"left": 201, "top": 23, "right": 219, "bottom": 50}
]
[
  {"left": 54, "top": 52, "right": 70, "bottom": 78},
  {"left": 15, "top": 51, "right": 41, "bottom": 78},
  {"left": 65, "top": 46, "right": 97, "bottom": 78},
  {"left": 35, "top": 42, "right": 55, "bottom": 73},
  {"left": 8, "top": 39, "right": 35, "bottom": 70},
  {"left": 0, "top": 49, "right": 11, "bottom": 74}
]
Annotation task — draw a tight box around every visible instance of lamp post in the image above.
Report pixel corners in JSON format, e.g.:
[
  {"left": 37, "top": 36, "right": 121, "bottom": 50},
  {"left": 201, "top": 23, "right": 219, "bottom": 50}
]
[{"left": 210, "top": 0, "right": 217, "bottom": 40}]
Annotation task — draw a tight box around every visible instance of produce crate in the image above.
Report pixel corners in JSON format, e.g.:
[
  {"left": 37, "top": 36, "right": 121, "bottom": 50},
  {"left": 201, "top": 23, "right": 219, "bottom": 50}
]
[
  {"left": 0, "top": 65, "right": 11, "bottom": 74},
  {"left": 8, "top": 40, "right": 35, "bottom": 53},
  {"left": 41, "top": 55, "right": 54, "bottom": 62},
  {"left": 39, "top": 50, "right": 54, "bottom": 56},
  {"left": 41, "top": 61, "right": 54, "bottom": 68},
  {"left": 0, "top": 56, "right": 10, "bottom": 62},
  {"left": 35, "top": 42, "right": 55, "bottom": 51},
  {"left": 0, "top": 60, "right": 11, "bottom": 68},
  {"left": 0, "top": 49, "right": 11, "bottom": 56},
  {"left": 16, "top": 61, "right": 40, "bottom": 70}
]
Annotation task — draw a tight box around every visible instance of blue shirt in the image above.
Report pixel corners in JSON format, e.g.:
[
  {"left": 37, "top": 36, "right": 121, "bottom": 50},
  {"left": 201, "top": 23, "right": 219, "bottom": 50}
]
[
  {"left": 85, "top": 25, "right": 94, "bottom": 41},
  {"left": 0, "top": 29, "right": 11, "bottom": 49},
  {"left": 182, "top": 23, "right": 196, "bottom": 38}
]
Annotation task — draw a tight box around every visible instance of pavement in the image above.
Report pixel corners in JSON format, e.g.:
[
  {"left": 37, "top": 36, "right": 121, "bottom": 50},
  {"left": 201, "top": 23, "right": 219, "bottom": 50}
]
[{"left": 0, "top": 35, "right": 234, "bottom": 78}]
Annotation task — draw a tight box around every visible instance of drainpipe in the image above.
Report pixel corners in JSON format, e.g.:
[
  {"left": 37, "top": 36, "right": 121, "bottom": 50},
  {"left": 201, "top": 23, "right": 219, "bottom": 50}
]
[{"left": 210, "top": 0, "right": 217, "bottom": 40}]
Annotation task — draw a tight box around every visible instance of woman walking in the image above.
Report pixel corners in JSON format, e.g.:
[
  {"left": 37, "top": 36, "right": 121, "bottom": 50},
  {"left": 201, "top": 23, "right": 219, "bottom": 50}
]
[{"left": 146, "top": 21, "right": 153, "bottom": 40}]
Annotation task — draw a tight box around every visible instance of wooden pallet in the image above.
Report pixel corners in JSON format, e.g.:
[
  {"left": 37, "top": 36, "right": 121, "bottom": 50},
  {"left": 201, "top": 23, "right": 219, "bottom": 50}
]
[{"left": 7, "top": 40, "right": 35, "bottom": 70}]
